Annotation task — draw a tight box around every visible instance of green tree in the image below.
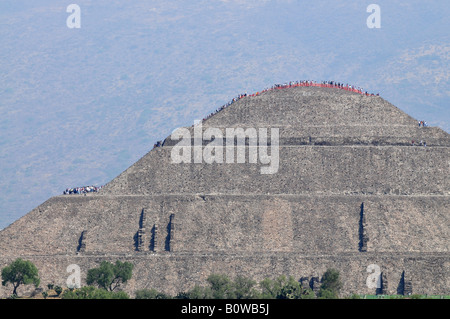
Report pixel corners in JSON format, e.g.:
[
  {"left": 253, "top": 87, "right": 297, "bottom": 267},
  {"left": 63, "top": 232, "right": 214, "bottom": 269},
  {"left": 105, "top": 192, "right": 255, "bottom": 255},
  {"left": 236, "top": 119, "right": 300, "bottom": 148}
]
[
  {"left": 62, "top": 286, "right": 129, "bottom": 299},
  {"left": 207, "top": 274, "right": 234, "bottom": 299},
  {"left": 301, "top": 288, "right": 316, "bottom": 299},
  {"left": 176, "top": 274, "right": 260, "bottom": 299},
  {"left": 135, "top": 288, "right": 172, "bottom": 299},
  {"left": 318, "top": 289, "right": 338, "bottom": 299},
  {"left": 86, "top": 260, "right": 133, "bottom": 291},
  {"left": 176, "top": 285, "right": 213, "bottom": 299},
  {"left": 1, "top": 258, "right": 40, "bottom": 297},
  {"left": 318, "top": 268, "right": 342, "bottom": 299},
  {"left": 54, "top": 285, "right": 63, "bottom": 296},
  {"left": 278, "top": 276, "right": 304, "bottom": 299},
  {"left": 232, "top": 275, "right": 259, "bottom": 299},
  {"left": 259, "top": 275, "right": 310, "bottom": 299},
  {"left": 259, "top": 277, "right": 280, "bottom": 299}
]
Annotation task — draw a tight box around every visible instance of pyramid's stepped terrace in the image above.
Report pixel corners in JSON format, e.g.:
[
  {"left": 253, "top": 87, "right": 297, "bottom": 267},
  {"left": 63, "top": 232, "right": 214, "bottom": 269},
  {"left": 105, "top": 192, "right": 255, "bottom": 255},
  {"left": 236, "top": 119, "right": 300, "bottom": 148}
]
[
  {"left": 162, "top": 125, "right": 449, "bottom": 147},
  {"left": 101, "top": 86, "right": 449, "bottom": 195},
  {"left": 0, "top": 86, "right": 448, "bottom": 297},
  {"left": 0, "top": 194, "right": 447, "bottom": 257},
  {"left": 101, "top": 146, "right": 449, "bottom": 196},
  {"left": 204, "top": 87, "right": 417, "bottom": 127}
]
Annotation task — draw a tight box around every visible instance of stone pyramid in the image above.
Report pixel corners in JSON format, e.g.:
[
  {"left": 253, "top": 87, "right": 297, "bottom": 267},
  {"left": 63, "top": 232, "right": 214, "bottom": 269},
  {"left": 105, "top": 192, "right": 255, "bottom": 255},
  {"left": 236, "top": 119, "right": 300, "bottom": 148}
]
[{"left": 0, "top": 85, "right": 448, "bottom": 297}]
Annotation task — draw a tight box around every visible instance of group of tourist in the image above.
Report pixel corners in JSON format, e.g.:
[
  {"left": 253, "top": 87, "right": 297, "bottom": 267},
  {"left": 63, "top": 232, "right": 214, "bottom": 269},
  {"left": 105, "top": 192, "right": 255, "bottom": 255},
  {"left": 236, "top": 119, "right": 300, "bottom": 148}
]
[
  {"left": 257, "top": 80, "right": 379, "bottom": 96},
  {"left": 201, "top": 92, "right": 250, "bottom": 122},
  {"left": 151, "top": 92, "right": 252, "bottom": 149},
  {"left": 418, "top": 120, "right": 428, "bottom": 127},
  {"left": 200, "top": 80, "right": 380, "bottom": 122},
  {"left": 411, "top": 140, "right": 427, "bottom": 147},
  {"left": 63, "top": 185, "right": 103, "bottom": 195},
  {"left": 153, "top": 140, "right": 163, "bottom": 148},
  {"left": 150, "top": 80, "right": 380, "bottom": 150}
]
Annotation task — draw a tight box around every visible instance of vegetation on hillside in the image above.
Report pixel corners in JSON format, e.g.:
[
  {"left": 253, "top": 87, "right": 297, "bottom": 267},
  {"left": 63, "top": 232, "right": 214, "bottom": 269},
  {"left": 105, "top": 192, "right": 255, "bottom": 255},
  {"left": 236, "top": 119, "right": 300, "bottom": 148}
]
[
  {"left": 1, "top": 258, "right": 40, "bottom": 297},
  {"left": 2, "top": 260, "right": 448, "bottom": 299}
]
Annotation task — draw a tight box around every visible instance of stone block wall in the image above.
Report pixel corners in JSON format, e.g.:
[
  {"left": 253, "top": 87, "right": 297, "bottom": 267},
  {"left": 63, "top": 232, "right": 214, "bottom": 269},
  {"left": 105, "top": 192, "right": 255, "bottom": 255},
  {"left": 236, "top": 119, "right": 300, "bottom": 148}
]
[
  {"left": 101, "top": 146, "right": 449, "bottom": 196},
  {"left": 0, "top": 195, "right": 447, "bottom": 257}
]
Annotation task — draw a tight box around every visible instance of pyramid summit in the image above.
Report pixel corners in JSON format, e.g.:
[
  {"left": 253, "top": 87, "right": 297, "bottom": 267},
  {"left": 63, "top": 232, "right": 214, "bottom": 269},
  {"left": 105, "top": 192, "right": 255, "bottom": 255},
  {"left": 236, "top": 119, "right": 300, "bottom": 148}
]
[{"left": 0, "top": 83, "right": 449, "bottom": 297}]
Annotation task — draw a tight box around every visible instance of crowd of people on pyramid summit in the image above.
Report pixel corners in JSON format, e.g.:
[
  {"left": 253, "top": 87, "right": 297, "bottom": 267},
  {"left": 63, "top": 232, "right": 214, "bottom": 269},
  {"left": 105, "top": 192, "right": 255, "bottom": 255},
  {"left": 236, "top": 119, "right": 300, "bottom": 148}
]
[
  {"left": 151, "top": 80, "right": 380, "bottom": 150},
  {"left": 199, "top": 80, "right": 380, "bottom": 123},
  {"left": 63, "top": 185, "right": 103, "bottom": 195},
  {"left": 252, "top": 80, "right": 380, "bottom": 97}
]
